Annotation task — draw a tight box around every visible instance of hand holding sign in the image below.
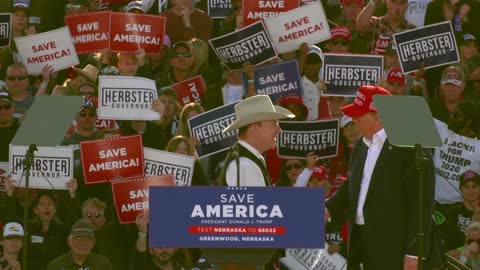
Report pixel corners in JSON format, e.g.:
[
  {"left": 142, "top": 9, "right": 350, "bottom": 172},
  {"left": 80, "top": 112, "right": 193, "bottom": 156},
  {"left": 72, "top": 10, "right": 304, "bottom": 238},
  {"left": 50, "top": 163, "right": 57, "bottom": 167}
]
[
  {"left": 136, "top": 211, "right": 149, "bottom": 233},
  {"left": 5, "top": 176, "right": 16, "bottom": 197}
]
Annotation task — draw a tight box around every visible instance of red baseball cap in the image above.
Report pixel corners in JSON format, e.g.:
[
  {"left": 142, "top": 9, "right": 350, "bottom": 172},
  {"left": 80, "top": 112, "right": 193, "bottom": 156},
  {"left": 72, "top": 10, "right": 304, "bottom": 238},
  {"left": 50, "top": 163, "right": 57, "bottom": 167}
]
[
  {"left": 385, "top": 68, "right": 406, "bottom": 86},
  {"left": 340, "top": 0, "right": 364, "bottom": 5},
  {"left": 331, "top": 26, "right": 351, "bottom": 42},
  {"left": 311, "top": 165, "right": 328, "bottom": 180},
  {"left": 279, "top": 95, "right": 308, "bottom": 118},
  {"left": 341, "top": 85, "right": 391, "bottom": 117}
]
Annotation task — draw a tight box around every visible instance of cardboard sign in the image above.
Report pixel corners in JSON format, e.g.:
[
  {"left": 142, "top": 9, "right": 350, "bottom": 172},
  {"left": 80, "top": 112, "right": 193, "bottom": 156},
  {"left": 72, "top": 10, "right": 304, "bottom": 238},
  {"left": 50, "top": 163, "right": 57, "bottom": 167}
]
[
  {"left": 80, "top": 135, "right": 144, "bottom": 184},
  {"left": 189, "top": 102, "right": 238, "bottom": 159},
  {"left": 149, "top": 186, "right": 325, "bottom": 248},
  {"left": 111, "top": 175, "right": 174, "bottom": 224},
  {"left": 322, "top": 53, "right": 383, "bottom": 96},
  {"left": 65, "top": 11, "right": 111, "bottom": 55},
  {"left": 98, "top": 76, "right": 160, "bottom": 120},
  {"left": 170, "top": 75, "right": 206, "bottom": 106},
  {"left": 144, "top": 147, "right": 194, "bottom": 186},
  {"left": 208, "top": 0, "right": 233, "bottom": 18},
  {"left": 242, "top": 60, "right": 303, "bottom": 104},
  {"left": 278, "top": 120, "right": 339, "bottom": 159},
  {"left": 14, "top": 27, "right": 79, "bottom": 75},
  {"left": 110, "top": 12, "right": 166, "bottom": 54},
  {"left": 243, "top": 0, "right": 300, "bottom": 27},
  {"left": 280, "top": 245, "right": 347, "bottom": 269},
  {"left": 0, "top": 13, "right": 11, "bottom": 48},
  {"left": 209, "top": 21, "right": 277, "bottom": 71},
  {"left": 393, "top": 21, "right": 459, "bottom": 73},
  {"left": 264, "top": 2, "right": 330, "bottom": 54},
  {"left": 9, "top": 145, "right": 74, "bottom": 189}
]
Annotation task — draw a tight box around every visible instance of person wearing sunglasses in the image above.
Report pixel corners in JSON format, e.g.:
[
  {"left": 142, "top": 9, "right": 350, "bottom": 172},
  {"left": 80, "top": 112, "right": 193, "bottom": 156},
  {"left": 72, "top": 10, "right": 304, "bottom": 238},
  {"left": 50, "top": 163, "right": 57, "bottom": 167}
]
[
  {"left": 4, "top": 63, "right": 35, "bottom": 122},
  {"left": 0, "top": 88, "right": 18, "bottom": 162},
  {"left": 459, "top": 221, "right": 480, "bottom": 268},
  {"left": 327, "top": 26, "right": 351, "bottom": 54},
  {"left": 157, "top": 41, "right": 195, "bottom": 88}
]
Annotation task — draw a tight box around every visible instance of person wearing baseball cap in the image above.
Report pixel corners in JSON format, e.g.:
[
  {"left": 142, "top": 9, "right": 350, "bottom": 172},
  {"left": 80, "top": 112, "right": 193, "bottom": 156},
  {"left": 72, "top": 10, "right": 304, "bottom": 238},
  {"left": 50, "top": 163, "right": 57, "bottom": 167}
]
[
  {"left": 327, "top": 26, "right": 351, "bottom": 54},
  {"left": 326, "top": 85, "right": 438, "bottom": 269},
  {"left": 0, "top": 222, "right": 24, "bottom": 270},
  {"left": 334, "top": 0, "right": 368, "bottom": 53},
  {"left": 383, "top": 68, "right": 406, "bottom": 95},
  {"left": 0, "top": 88, "right": 19, "bottom": 162},
  {"left": 429, "top": 66, "right": 466, "bottom": 124},
  {"left": 47, "top": 219, "right": 112, "bottom": 269}
]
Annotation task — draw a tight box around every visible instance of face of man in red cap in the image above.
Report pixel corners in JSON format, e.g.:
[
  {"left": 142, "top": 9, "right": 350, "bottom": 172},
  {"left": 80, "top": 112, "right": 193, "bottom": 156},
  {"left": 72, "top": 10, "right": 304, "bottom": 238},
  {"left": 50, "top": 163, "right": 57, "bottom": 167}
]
[
  {"left": 340, "top": 0, "right": 363, "bottom": 25},
  {"left": 341, "top": 85, "right": 391, "bottom": 139},
  {"left": 384, "top": 68, "right": 406, "bottom": 96}
]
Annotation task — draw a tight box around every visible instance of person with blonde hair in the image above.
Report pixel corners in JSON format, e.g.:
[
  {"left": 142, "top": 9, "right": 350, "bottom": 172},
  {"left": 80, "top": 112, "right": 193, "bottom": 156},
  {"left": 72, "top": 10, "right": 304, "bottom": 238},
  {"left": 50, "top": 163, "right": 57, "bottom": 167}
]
[{"left": 176, "top": 102, "right": 204, "bottom": 140}]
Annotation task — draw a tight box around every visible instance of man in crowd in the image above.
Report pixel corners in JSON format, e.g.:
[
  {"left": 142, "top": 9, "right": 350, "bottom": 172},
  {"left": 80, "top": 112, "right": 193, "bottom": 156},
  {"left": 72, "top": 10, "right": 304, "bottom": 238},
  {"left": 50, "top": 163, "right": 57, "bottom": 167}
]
[
  {"left": 46, "top": 219, "right": 112, "bottom": 270},
  {"left": 326, "top": 85, "right": 439, "bottom": 269},
  {"left": 0, "top": 222, "right": 23, "bottom": 270},
  {"left": 0, "top": 88, "right": 18, "bottom": 162},
  {"left": 160, "top": 0, "right": 212, "bottom": 44},
  {"left": 356, "top": 0, "right": 415, "bottom": 51},
  {"left": 4, "top": 63, "right": 35, "bottom": 121},
  {"left": 460, "top": 221, "right": 480, "bottom": 268}
]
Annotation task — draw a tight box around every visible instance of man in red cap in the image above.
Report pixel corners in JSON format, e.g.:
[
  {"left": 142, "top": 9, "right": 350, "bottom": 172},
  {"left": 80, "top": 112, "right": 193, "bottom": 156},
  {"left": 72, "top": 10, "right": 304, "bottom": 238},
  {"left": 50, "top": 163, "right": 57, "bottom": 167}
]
[
  {"left": 383, "top": 68, "right": 406, "bottom": 95},
  {"left": 327, "top": 26, "right": 351, "bottom": 54},
  {"left": 325, "top": 85, "right": 439, "bottom": 269}
]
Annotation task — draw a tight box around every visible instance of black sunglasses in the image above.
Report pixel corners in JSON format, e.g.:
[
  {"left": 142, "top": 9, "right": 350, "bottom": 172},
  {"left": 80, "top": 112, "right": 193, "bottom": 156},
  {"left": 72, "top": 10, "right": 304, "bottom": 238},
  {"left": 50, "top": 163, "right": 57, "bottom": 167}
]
[
  {"left": 467, "top": 239, "right": 480, "bottom": 245},
  {"left": 7, "top": 75, "right": 27, "bottom": 81},
  {"left": 87, "top": 213, "right": 102, "bottom": 218},
  {"left": 0, "top": 104, "right": 12, "bottom": 110},
  {"left": 172, "top": 52, "right": 192, "bottom": 58},
  {"left": 332, "top": 40, "right": 348, "bottom": 46},
  {"left": 79, "top": 111, "right": 96, "bottom": 117},
  {"left": 286, "top": 163, "right": 303, "bottom": 171}
]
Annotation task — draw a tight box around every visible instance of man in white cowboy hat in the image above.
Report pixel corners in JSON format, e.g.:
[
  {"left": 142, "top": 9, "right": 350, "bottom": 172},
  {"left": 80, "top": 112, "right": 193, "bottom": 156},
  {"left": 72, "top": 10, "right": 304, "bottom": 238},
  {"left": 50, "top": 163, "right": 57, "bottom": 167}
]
[
  {"left": 52, "top": 64, "right": 99, "bottom": 96},
  {"left": 212, "top": 95, "right": 293, "bottom": 270},
  {"left": 221, "top": 95, "right": 294, "bottom": 187}
]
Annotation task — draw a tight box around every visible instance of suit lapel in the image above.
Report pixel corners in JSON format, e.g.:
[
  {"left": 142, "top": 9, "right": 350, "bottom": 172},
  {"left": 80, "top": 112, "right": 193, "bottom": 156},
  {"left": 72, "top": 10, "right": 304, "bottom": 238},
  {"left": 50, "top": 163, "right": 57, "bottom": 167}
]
[
  {"left": 350, "top": 141, "right": 368, "bottom": 206},
  {"left": 364, "top": 140, "right": 394, "bottom": 204}
]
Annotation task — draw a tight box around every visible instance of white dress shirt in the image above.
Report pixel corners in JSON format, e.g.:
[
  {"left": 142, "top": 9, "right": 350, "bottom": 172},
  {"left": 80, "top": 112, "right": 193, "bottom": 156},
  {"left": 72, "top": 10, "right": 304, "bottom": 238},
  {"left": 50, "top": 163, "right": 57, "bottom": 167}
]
[
  {"left": 355, "top": 128, "right": 387, "bottom": 225},
  {"left": 226, "top": 140, "right": 267, "bottom": 187}
]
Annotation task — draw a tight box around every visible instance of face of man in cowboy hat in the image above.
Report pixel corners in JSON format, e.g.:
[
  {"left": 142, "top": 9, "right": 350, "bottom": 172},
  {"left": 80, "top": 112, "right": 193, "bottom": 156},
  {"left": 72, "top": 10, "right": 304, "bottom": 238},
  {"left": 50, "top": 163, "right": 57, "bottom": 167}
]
[{"left": 223, "top": 95, "right": 294, "bottom": 153}]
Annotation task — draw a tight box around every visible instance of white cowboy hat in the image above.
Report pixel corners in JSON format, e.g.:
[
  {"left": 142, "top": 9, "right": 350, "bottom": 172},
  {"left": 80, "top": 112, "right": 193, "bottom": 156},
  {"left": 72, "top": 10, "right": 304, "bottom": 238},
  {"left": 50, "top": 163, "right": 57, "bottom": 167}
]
[
  {"left": 75, "top": 64, "right": 99, "bottom": 83},
  {"left": 223, "top": 95, "right": 294, "bottom": 133}
]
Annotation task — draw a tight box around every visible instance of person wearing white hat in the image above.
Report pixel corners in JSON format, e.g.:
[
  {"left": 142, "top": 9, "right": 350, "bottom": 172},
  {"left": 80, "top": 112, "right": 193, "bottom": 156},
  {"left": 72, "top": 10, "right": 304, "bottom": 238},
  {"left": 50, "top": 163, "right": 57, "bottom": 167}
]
[
  {"left": 0, "top": 222, "right": 24, "bottom": 270},
  {"left": 220, "top": 95, "right": 294, "bottom": 187}
]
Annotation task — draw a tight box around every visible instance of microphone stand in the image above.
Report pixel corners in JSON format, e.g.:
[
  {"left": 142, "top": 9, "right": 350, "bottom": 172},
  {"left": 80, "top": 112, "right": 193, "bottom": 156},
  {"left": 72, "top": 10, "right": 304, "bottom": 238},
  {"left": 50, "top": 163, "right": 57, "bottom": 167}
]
[{"left": 22, "top": 144, "right": 37, "bottom": 270}]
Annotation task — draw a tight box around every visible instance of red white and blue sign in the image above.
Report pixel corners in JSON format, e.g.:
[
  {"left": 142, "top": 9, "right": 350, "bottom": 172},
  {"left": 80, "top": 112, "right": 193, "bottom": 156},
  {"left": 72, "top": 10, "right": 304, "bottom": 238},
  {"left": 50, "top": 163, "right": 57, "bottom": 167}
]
[
  {"left": 149, "top": 186, "right": 325, "bottom": 248},
  {"left": 242, "top": 59, "right": 303, "bottom": 104}
]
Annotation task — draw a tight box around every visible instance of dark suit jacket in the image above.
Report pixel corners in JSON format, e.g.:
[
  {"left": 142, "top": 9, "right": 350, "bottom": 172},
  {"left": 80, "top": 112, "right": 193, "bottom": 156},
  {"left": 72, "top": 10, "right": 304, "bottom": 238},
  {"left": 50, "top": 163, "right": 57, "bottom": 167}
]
[{"left": 326, "top": 137, "right": 439, "bottom": 269}]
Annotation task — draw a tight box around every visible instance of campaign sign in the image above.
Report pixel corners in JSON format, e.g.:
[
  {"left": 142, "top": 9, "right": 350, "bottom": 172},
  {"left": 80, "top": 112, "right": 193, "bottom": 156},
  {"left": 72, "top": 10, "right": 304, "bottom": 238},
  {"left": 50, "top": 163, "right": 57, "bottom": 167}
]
[
  {"left": 322, "top": 53, "right": 383, "bottom": 96},
  {"left": 144, "top": 147, "right": 194, "bottom": 186},
  {"left": 393, "top": 21, "right": 459, "bottom": 73},
  {"left": 9, "top": 145, "right": 74, "bottom": 190},
  {"left": 0, "top": 13, "right": 11, "bottom": 48},
  {"left": 264, "top": 2, "right": 330, "bottom": 54},
  {"left": 0, "top": 163, "right": 9, "bottom": 198},
  {"left": 208, "top": 0, "right": 232, "bottom": 18},
  {"left": 278, "top": 120, "right": 339, "bottom": 159},
  {"left": 112, "top": 175, "right": 174, "bottom": 224},
  {"left": 110, "top": 12, "right": 166, "bottom": 54},
  {"left": 243, "top": 0, "right": 300, "bottom": 27},
  {"left": 65, "top": 11, "right": 110, "bottom": 54},
  {"left": 189, "top": 102, "right": 238, "bottom": 159},
  {"left": 242, "top": 60, "right": 303, "bottom": 104},
  {"left": 98, "top": 76, "right": 160, "bottom": 120},
  {"left": 80, "top": 135, "right": 144, "bottom": 184},
  {"left": 149, "top": 186, "right": 325, "bottom": 248},
  {"left": 209, "top": 21, "right": 277, "bottom": 71},
  {"left": 14, "top": 27, "right": 79, "bottom": 75},
  {"left": 170, "top": 75, "right": 206, "bottom": 106},
  {"left": 280, "top": 245, "right": 347, "bottom": 269}
]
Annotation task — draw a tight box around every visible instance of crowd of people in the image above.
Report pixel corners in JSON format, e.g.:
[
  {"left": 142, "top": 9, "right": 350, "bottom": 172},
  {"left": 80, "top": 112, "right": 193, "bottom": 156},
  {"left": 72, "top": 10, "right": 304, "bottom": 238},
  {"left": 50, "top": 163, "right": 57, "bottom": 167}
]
[{"left": 0, "top": 0, "right": 480, "bottom": 269}]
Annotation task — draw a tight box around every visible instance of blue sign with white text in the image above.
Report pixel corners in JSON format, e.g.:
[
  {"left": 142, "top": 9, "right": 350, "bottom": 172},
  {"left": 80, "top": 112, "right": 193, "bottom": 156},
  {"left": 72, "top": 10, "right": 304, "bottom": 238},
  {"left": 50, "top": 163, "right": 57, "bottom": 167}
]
[
  {"left": 149, "top": 186, "right": 325, "bottom": 248},
  {"left": 242, "top": 60, "right": 303, "bottom": 104}
]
